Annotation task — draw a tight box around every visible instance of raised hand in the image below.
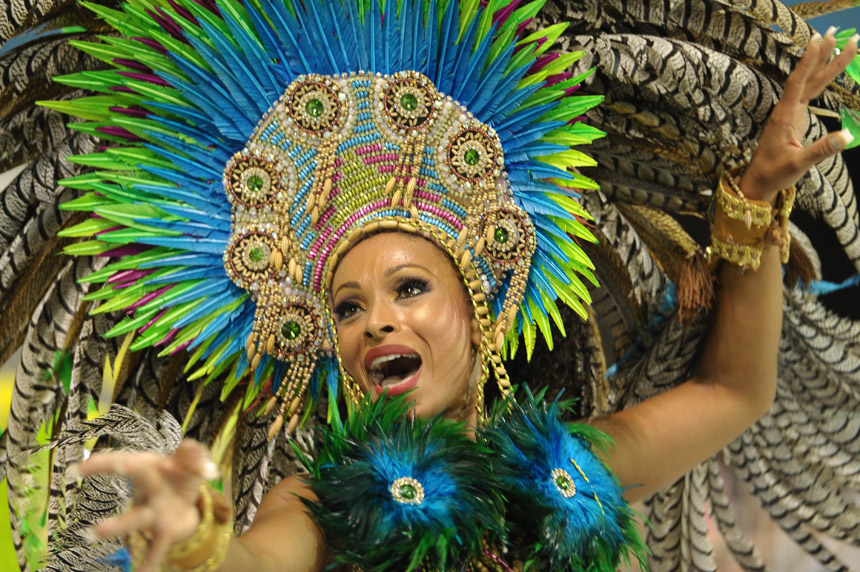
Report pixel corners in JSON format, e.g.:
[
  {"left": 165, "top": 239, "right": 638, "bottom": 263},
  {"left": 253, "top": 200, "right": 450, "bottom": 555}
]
[
  {"left": 741, "top": 28, "right": 858, "bottom": 202},
  {"left": 73, "top": 440, "right": 217, "bottom": 572}
]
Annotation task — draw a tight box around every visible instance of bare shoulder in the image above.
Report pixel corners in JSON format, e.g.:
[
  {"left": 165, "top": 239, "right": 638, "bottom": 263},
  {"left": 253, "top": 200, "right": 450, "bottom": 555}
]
[
  {"left": 258, "top": 473, "right": 316, "bottom": 515},
  {"left": 238, "top": 473, "right": 326, "bottom": 571}
]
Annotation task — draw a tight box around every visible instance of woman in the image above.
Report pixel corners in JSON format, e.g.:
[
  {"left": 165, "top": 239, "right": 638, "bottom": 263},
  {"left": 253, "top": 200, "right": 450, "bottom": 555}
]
[
  {"left": 68, "top": 19, "right": 859, "bottom": 570},
  {"left": 3, "top": 0, "right": 858, "bottom": 569}
]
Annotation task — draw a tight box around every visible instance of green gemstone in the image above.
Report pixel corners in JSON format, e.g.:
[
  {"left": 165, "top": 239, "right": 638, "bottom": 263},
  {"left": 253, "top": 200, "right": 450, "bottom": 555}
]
[
  {"left": 246, "top": 174, "right": 264, "bottom": 192},
  {"left": 494, "top": 227, "right": 509, "bottom": 244},
  {"left": 398, "top": 483, "right": 417, "bottom": 499},
  {"left": 282, "top": 320, "right": 301, "bottom": 340},
  {"left": 305, "top": 98, "right": 324, "bottom": 117},
  {"left": 249, "top": 247, "right": 265, "bottom": 263},
  {"left": 463, "top": 148, "right": 480, "bottom": 166},
  {"left": 400, "top": 92, "right": 419, "bottom": 111}
]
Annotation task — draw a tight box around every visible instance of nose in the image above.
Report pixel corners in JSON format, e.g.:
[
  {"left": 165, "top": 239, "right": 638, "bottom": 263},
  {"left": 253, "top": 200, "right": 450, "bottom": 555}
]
[{"left": 364, "top": 297, "right": 398, "bottom": 340}]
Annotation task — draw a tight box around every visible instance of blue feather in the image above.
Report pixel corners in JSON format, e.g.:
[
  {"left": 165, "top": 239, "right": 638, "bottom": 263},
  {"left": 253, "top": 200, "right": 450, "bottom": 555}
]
[
  {"left": 260, "top": 0, "right": 312, "bottom": 75},
  {"left": 448, "top": 11, "right": 480, "bottom": 101},
  {"left": 305, "top": 0, "right": 340, "bottom": 73},
  {"left": 245, "top": 1, "right": 292, "bottom": 86},
  {"left": 140, "top": 252, "right": 224, "bottom": 268},
  {"left": 174, "top": 288, "right": 241, "bottom": 328}
]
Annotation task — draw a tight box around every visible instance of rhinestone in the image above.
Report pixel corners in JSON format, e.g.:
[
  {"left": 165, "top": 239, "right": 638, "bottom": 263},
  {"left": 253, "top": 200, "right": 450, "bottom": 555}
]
[
  {"left": 306, "top": 98, "right": 324, "bottom": 117},
  {"left": 464, "top": 148, "right": 480, "bottom": 166},
  {"left": 282, "top": 320, "right": 301, "bottom": 339},
  {"left": 494, "top": 227, "right": 509, "bottom": 244},
  {"left": 551, "top": 468, "right": 576, "bottom": 498},
  {"left": 249, "top": 247, "right": 265, "bottom": 263},
  {"left": 399, "top": 483, "right": 417, "bottom": 499},
  {"left": 400, "top": 92, "right": 419, "bottom": 111},
  {"left": 246, "top": 175, "right": 264, "bottom": 192}
]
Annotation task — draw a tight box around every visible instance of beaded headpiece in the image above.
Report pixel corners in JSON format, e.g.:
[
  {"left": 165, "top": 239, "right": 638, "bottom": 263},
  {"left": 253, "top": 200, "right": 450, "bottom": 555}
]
[{"left": 56, "top": 0, "right": 603, "bottom": 434}]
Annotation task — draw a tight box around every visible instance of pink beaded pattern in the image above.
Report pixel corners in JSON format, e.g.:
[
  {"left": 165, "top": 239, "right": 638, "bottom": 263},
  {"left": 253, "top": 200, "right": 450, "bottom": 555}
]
[{"left": 222, "top": 71, "right": 535, "bottom": 432}]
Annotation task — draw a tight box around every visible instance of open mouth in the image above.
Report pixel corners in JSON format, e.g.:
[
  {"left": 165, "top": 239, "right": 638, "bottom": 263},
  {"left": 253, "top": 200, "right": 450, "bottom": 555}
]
[{"left": 369, "top": 353, "right": 422, "bottom": 388}]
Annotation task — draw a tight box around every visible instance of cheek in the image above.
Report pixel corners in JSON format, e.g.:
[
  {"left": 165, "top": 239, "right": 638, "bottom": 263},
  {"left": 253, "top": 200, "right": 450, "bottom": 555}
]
[{"left": 415, "top": 299, "right": 473, "bottom": 369}]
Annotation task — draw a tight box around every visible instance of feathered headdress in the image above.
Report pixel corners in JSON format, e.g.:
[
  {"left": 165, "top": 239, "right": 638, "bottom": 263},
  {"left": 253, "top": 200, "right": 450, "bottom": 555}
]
[{"left": 51, "top": 0, "right": 604, "bottom": 435}]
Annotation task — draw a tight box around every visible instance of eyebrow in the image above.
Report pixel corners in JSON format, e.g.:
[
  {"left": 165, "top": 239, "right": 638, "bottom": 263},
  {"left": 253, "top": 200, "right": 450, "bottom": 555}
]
[{"left": 333, "top": 263, "right": 436, "bottom": 299}]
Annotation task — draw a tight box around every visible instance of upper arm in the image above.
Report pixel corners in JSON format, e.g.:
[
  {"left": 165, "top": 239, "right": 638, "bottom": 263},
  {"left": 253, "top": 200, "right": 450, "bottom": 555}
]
[
  {"left": 589, "top": 248, "right": 782, "bottom": 503},
  {"left": 236, "top": 475, "right": 327, "bottom": 572},
  {"left": 588, "top": 376, "right": 767, "bottom": 503}
]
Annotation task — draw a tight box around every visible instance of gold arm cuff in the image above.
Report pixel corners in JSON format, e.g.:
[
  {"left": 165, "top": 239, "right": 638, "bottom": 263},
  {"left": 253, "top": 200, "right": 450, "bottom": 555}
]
[
  {"left": 716, "top": 171, "right": 774, "bottom": 229},
  {"left": 709, "top": 236, "right": 763, "bottom": 271},
  {"left": 709, "top": 169, "right": 795, "bottom": 271}
]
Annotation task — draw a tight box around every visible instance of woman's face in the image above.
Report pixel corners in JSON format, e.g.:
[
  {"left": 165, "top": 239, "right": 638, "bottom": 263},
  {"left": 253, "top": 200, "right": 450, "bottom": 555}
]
[{"left": 330, "top": 232, "right": 479, "bottom": 419}]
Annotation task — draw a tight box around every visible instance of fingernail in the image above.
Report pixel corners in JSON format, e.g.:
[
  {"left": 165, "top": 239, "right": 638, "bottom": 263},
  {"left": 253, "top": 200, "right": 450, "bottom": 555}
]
[
  {"left": 833, "top": 129, "right": 855, "bottom": 151},
  {"left": 202, "top": 461, "right": 219, "bottom": 480},
  {"left": 825, "top": 26, "right": 837, "bottom": 38},
  {"left": 811, "top": 32, "right": 822, "bottom": 44},
  {"left": 67, "top": 463, "right": 81, "bottom": 479},
  {"left": 850, "top": 34, "right": 859, "bottom": 46}
]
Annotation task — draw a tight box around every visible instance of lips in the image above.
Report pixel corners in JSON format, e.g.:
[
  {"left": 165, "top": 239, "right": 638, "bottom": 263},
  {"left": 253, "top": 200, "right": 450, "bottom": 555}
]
[{"left": 364, "top": 344, "right": 423, "bottom": 397}]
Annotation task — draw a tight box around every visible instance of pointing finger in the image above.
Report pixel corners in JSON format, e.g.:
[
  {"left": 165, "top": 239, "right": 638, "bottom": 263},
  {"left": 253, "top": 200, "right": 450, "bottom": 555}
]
[{"left": 76, "top": 452, "right": 164, "bottom": 496}]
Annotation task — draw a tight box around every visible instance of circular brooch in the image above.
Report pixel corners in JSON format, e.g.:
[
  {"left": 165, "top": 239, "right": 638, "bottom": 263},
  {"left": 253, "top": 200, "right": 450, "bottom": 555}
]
[
  {"left": 390, "top": 476, "right": 425, "bottom": 505},
  {"left": 269, "top": 295, "right": 326, "bottom": 360},
  {"left": 224, "top": 154, "right": 284, "bottom": 209},
  {"left": 378, "top": 71, "right": 439, "bottom": 135},
  {"left": 480, "top": 204, "right": 536, "bottom": 271},
  {"left": 445, "top": 123, "right": 503, "bottom": 184},
  {"left": 223, "top": 230, "right": 280, "bottom": 290},
  {"left": 282, "top": 74, "right": 347, "bottom": 139},
  {"left": 551, "top": 468, "right": 576, "bottom": 499}
]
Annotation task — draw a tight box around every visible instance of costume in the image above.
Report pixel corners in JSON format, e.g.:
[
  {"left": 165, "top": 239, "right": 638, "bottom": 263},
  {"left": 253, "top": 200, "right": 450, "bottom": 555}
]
[{"left": 0, "top": 0, "right": 858, "bottom": 570}]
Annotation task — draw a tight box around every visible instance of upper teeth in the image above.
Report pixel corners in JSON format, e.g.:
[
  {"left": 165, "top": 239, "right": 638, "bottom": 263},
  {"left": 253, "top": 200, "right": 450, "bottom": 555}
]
[{"left": 371, "top": 354, "right": 411, "bottom": 371}]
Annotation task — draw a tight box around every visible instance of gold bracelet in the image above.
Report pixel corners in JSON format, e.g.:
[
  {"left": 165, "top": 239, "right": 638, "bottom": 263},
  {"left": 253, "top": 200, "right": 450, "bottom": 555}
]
[
  {"left": 167, "top": 485, "right": 216, "bottom": 560},
  {"left": 165, "top": 484, "right": 231, "bottom": 572},
  {"left": 709, "top": 169, "right": 795, "bottom": 271},
  {"left": 126, "top": 484, "right": 232, "bottom": 572},
  {"left": 716, "top": 170, "right": 774, "bottom": 229}
]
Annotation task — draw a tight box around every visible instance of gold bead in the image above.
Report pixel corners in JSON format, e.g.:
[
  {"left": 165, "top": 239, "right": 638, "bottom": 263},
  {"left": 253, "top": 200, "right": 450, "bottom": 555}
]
[
  {"left": 264, "top": 396, "right": 278, "bottom": 415},
  {"left": 270, "top": 249, "right": 283, "bottom": 271},
  {"left": 288, "top": 413, "right": 300, "bottom": 434},
  {"left": 267, "top": 415, "right": 284, "bottom": 440},
  {"left": 474, "top": 237, "right": 485, "bottom": 256}
]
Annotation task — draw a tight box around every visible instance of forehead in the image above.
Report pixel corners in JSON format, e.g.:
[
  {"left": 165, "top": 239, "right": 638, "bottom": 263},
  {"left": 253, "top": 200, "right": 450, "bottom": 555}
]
[{"left": 331, "top": 232, "right": 457, "bottom": 286}]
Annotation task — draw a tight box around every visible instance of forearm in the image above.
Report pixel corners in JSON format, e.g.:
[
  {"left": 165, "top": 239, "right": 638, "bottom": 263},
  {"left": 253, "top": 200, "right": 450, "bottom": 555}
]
[{"left": 697, "top": 242, "right": 782, "bottom": 414}]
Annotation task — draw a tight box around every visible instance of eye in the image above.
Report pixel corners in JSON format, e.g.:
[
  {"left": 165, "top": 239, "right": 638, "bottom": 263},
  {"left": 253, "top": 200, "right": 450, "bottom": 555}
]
[
  {"left": 396, "top": 277, "right": 429, "bottom": 299},
  {"left": 333, "top": 299, "right": 363, "bottom": 321}
]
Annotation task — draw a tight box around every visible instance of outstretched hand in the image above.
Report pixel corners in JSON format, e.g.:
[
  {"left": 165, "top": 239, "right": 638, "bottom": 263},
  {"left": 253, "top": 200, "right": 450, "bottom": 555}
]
[
  {"left": 73, "top": 439, "right": 216, "bottom": 572},
  {"left": 740, "top": 28, "right": 858, "bottom": 202}
]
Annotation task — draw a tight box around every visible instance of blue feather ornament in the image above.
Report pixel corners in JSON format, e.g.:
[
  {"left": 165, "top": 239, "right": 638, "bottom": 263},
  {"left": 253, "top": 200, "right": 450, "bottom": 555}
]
[
  {"left": 298, "top": 395, "right": 505, "bottom": 572},
  {"left": 483, "top": 389, "right": 648, "bottom": 571}
]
